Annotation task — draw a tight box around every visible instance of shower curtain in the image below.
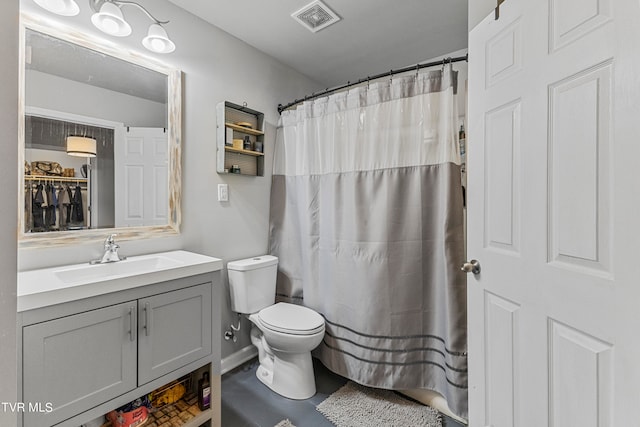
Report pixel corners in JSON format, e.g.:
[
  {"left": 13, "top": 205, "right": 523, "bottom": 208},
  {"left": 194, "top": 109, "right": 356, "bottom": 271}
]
[{"left": 269, "top": 66, "right": 468, "bottom": 418}]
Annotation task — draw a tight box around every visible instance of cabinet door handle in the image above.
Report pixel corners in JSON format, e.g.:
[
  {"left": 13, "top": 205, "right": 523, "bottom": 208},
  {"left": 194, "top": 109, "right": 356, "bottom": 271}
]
[
  {"left": 129, "top": 306, "right": 136, "bottom": 342},
  {"left": 144, "top": 302, "right": 151, "bottom": 336}
]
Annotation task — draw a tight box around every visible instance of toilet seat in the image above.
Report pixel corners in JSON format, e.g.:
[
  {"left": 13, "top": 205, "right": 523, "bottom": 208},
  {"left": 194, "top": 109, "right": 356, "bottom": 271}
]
[{"left": 257, "top": 302, "right": 324, "bottom": 336}]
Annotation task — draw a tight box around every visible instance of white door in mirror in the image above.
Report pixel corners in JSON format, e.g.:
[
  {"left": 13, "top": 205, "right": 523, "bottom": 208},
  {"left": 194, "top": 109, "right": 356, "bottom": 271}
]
[{"left": 115, "top": 127, "right": 168, "bottom": 227}]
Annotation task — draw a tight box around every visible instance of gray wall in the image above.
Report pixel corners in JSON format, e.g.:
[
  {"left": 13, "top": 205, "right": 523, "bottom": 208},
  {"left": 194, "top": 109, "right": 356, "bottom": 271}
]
[
  {"left": 469, "top": 0, "right": 498, "bottom": 30},
  {"left": 18, "top": 0, "right": 323, "bottom": 360},
  {"left": 26, "top": 70, "right": 167, "bottom": 128},
  {"left": 0, "top": 1, "right": 18, "bottom": 426}
]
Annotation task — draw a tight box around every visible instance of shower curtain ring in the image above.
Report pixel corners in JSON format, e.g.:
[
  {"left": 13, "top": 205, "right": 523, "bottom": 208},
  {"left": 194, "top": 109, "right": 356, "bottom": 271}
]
[
  {"left": 367, "top": 77, "right": 370, "bottom": 89},
  {"left": 415, "top": 63, "right": 420, "bottom": 79},
  {"left": 389, "top": 69, "right": 393, "bottom": 82}
]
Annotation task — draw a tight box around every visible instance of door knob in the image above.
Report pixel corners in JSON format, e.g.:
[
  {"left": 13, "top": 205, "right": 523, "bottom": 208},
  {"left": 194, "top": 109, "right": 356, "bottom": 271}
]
[{"left": 461, "top": 259, "right": 481, "bottom": 275}]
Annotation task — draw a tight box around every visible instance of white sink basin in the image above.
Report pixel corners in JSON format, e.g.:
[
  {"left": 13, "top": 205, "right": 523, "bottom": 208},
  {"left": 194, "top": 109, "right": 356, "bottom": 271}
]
[
  {"left": 55, "top": 255, "right": 184, "bottom": 284},
  {"left": 18, "top": 250, "right": 222, "bottom": 312}
]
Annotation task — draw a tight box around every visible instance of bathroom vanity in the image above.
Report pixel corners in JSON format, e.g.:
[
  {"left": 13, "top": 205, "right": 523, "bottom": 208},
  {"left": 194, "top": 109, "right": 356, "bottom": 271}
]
[{"left": 17, "top": 251, "right": 222, "bottom": 427}]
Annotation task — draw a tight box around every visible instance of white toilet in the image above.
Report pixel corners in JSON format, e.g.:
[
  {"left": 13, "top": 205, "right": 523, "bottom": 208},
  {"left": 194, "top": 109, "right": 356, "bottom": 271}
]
[{"left": 227, "top": 255, "right": 325, "bottom": 400}]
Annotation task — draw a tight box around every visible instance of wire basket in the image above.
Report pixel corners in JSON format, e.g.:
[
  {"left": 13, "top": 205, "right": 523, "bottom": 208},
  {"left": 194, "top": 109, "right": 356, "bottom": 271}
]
[{"left": 149, "top": 374, "right": 192, "bottom": 411}]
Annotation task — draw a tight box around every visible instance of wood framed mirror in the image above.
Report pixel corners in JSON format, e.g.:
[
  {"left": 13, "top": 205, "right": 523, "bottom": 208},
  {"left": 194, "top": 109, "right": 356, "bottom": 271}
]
[{"left": 19, "top": 14, "right": 182, "bottom": 248}]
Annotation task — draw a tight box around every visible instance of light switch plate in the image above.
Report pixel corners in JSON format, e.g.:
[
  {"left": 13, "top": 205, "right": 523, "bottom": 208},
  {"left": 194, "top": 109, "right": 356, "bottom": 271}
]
[{"left": 218, "top": 184, "right": 229, "bottom": 202}]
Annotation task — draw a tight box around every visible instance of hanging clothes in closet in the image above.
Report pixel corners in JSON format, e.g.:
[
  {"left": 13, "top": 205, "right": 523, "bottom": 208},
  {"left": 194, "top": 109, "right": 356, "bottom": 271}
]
[
  {"left": 43, "top": 183, "right": 57, "bottom": 230},
  {"left": 31, "top": 184, "right": 45, "bottom": 231},
  {"left": 24, "top": 179, "right": 88, "bottom": 232},
  {"left": 71, "top": 185, "right": 84, "bottom": 224},
  {"left": 57, "top": 184, "right": 71, "bottom": 229}
]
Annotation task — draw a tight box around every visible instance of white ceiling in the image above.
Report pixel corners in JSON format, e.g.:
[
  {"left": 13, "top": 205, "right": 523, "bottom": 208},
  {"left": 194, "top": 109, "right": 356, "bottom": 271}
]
[
  {"left": 26, "top": 29, "right": 168, "bottom": 104},
  {"left": 167, "top": 0, "right": 469, "bottom": 88}
]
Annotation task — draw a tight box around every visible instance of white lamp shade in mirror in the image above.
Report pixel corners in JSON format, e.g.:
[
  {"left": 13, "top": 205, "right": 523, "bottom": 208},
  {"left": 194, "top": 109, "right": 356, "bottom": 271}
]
[
  {"left": 66, "top": 136, "right": 97, "bottom": 157},
  {"left": 33, "top": 0, "right": 80, "bottom": 16},
  {"left": 91, "top": 2, "right": 132, "bottom": 37},
  {"left": 142, "top": 24, "right": 175, "bottom": 54}
]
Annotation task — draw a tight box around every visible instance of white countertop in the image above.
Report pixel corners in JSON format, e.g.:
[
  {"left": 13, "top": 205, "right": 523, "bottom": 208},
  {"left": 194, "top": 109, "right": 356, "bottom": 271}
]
[{"left": 17, "top": 250, "right": 223, "bottom": 312}]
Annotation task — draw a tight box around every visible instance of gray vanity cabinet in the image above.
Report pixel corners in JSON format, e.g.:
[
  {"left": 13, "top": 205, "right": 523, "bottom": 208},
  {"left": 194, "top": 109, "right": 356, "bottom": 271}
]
[
  {"left": 19, "top": 273, "right": 219, "bottom": 427},
  {"left": 22, "top": 301, "right": 138, "bottom": 427},
  {"left": 137, "top": 283, "right": 212, "bottom": 385}
]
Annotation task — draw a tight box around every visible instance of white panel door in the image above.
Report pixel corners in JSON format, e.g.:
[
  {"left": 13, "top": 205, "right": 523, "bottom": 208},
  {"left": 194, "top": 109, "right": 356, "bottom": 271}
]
[
  {"left": 467, "top": 0, "right": 640, "bottom": 425},
  {"left": 115, "top": 127, "right": 168, "bottom": 227}
]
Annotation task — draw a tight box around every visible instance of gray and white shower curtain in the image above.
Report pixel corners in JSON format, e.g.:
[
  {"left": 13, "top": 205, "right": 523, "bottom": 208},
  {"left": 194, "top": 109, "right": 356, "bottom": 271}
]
[{"left": 269, "top": 67, "right": 468, "bottom": 418}]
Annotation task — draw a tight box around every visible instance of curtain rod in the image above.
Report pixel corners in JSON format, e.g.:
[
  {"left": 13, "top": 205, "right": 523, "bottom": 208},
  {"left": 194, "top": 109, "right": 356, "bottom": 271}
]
[{"left": 277, "top": 54, "right": 468, "bottom": 114}]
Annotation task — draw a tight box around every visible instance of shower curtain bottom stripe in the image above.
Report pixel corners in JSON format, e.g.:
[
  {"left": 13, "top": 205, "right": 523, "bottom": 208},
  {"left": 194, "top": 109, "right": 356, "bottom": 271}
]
[
  {"left": 319, "top": 341, "right": 468, "bottom": 390},
  {"left": 322, "top": 316, "right": 467, "bottom": 356},
  {"left": 323, "top": 331, "right": 468, "bottom": 373}
]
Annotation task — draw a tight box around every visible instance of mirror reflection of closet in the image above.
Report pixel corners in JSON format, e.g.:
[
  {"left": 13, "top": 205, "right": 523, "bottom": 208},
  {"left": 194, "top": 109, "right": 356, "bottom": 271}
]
[
  {"left": 24, "top": 115, "right": 114, "bottom": 232},
  {"left": 20, "top": 16, "right": 183, "bottom": 247}
]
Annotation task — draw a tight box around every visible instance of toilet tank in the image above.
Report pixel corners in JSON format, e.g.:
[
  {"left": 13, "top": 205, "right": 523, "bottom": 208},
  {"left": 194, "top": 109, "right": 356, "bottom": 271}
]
[{"left": 227, "top": 255, "right": 278, "bottom": 314}]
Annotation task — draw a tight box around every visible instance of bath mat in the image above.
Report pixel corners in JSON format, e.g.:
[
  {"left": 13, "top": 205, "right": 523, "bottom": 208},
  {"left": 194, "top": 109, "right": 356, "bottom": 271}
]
[
  {"left": 316, "top": 382, "right": 442, "bottom": 427},
  {"left": 274, "top": 419, "right": 296, "bottom": 427}
]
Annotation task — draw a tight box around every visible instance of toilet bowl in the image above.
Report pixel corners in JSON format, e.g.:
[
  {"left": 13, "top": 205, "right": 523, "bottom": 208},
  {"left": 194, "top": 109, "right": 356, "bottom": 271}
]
[
  {"left": 249, "top": 303, "right": 325, "bottom": 399},
  {"left": 227, "top": 256, "right": 325, "bottom": 400}
]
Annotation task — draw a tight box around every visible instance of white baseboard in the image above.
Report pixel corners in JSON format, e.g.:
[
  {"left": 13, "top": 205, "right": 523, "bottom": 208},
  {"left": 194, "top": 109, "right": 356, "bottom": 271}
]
[{"left": 221, "top": 345, "right": 258, "bottom": 375}]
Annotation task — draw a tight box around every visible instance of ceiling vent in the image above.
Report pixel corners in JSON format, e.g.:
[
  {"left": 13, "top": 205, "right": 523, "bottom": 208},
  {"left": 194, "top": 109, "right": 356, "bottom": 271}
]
[{"left": 291, "top": 1, "right": 341, "bottom": 33}]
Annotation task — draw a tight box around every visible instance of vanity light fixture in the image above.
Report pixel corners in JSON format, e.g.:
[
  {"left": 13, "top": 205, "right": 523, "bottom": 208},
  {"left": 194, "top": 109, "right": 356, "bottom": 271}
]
[
  {"left": 90, "top": 1, "right": 132, "bottom": 37},
  {"left": 32, "top": 0, "right": 176, "bottom": 54},
  {"left": 89, "top": 0, "right": 175, "bottom": 53},
  {"left": 66, "top": 136, "right": 97, "bottom": 157},
  {"left": 33, "top": 0, "right": 80, "bottom": 16},
  {"left": 142, "top": 23, "right": 175, "bottom": 54}
]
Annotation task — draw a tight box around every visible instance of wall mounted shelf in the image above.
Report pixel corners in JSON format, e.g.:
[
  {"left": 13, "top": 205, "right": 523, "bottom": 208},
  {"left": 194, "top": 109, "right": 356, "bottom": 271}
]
[
  {"left": 224, "top": 122, "right": 264, "bottom": 136},
  {"left": 224, "top": 146, "right": 265, "bottom": 157},
  {"left": 216, "top": 101, "right": 265, "bottom": 176}
]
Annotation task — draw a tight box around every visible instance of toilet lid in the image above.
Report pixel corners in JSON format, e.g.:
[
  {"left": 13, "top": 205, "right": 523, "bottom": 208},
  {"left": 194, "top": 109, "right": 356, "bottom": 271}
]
[{"left": 258, "top": 303, "right": 325, "bottom": 335}]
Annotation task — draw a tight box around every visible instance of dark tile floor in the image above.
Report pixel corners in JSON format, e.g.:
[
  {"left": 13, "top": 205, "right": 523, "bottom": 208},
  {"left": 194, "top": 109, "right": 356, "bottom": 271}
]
[{"left": 221, "top": 358, "right": 466, "bottom": 427}]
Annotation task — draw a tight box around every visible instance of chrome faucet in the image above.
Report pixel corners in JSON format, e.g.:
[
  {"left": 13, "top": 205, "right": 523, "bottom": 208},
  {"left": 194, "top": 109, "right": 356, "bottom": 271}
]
[{"left": 90, "top": 234, "right": 127, "bottom": 264}]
